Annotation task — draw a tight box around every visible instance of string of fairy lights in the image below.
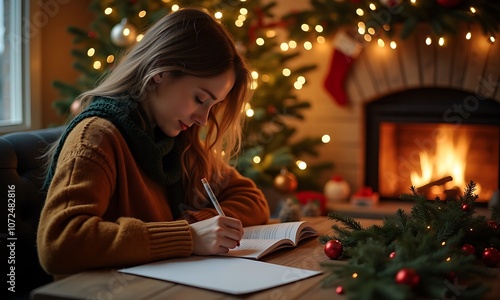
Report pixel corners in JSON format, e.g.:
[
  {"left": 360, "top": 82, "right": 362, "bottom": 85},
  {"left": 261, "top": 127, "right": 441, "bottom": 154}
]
[{"left": 84, "top": 0, "right": 495, "bottom": 172}]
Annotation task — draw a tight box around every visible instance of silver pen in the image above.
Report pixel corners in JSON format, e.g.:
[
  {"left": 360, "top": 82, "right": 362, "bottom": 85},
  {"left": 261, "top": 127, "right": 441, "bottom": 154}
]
[{"left": 201, "top": 178, "right": 225, "bottom": 216}]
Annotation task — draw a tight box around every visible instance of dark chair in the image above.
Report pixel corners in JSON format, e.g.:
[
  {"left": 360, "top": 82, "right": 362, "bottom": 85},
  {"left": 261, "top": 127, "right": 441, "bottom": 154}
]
[{"left": 1, "top": 127, "right": 64, "bottom": 299}]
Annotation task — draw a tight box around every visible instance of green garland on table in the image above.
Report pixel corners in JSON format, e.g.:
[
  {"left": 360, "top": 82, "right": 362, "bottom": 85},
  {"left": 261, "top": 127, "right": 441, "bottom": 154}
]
[{"left": 319, "top": 181, "right": 500, "bottom": 300}]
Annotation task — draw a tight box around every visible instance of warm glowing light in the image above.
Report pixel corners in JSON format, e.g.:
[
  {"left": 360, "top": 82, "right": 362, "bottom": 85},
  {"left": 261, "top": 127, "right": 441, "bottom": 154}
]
[
  {"left": 280, "top": 42, "right": 289, "bottom": 51},
  {"left": 303, "top": 41, "right": 312, "bottom": 50},
  {"left": 368, "top": 27, "right": 375, "bottom": 35},
  {"left": 410, "top": 126, "right": 471, "bottom": 194},
  {"left": 297, "top": 76, "right": 306, "bottom": 84},
  {"left": 438, "top": 37, "right": 445, "bottom": 46},
  {"left": 171, "top": 5, "right": 180, "bottom": 11},
  {"left": 87, "top": 48, "right": 95, "bottom": 57},
  {"left": 364, "top": 34, "right": 372, "bottom": 42},
  {"left": 106, "top": 55, "right": 114, "bottom": 63},
  {"left": 356, "top": 9, "right": 364, "bottom": 16},
  {"left": 446, "top": 257, "right": 451, "bottom": 262},
  {"left": 358, "top": 27, "right": 365, "bottom": 35},
  {"left": 240, "top": 8, "right": 248, "bottom": 15},
  {"left": 352, "top": 273, "right": 358, "bottom": 278},
  {"left": 104, "top": 7, "right": 112, "bottom": 15},
  {"left": 262, "top": 74, "right": 270, "bottom": 82},
  {"left": 317, "top": 36, "right": 325, "bottom": 44},
  {"left": 246, "top": 109, "right": 254, "bottom": 117},
  {"left": 136, "top": 34, "right": 144, "bottom": 42},
  {"left": 256, "top": 38, "right": 265, "bottom": 46},
  {"left": 123, "top": 28, "right": 130, "bottom": 36},
  {"left": 253, "top": 156, "right": 261, "bottom": 164},
  {"left": 490, "top": 36, "right": 496, "bottom": 43},
  {"left": 390, "top": 41, "right": 397, "bottom": 49},
  {"left": 441, "top": 241, "right": 446, "bottom": 246},
  {"left": 235, "top": 19, "right": 244, "bottom": 27},
  {"left": 282, "top": 68, "right": 291, "bottom": 76},
  {"left": 321, "top": 134, "right": 330, "bottom": 143},
  {"left": 251, "top": 71, "right": 259, "bottom": 79},
  {"left": 138, "top": 10, "right": 146, "bottom": 18},
  {"left": 466, "top": 32, "right": 472, "bottom": 40},
  {"left": 301, "top": 24, "right": 310, "bottom": 32},
  {"left": 470, "top": 7, "right": 476, "bottom": 14},
  {"left": 315, "top": 25, "right": 323, "bottom": 33},
  {"left": 93, "top": 61, "right": 101, "bottom": 69},
  {"left": 296, "top": 160, "right": 307, "bottom": 170},
  {"left": 294, "top": 82, "right": 303, "bottom": 90},
  {"left": 383, "top": 24, "right": 390, "bottom": 31},
  {"left": 377, "top": 39, "right": 385, "bottom": 47},
  {"left": 265, "top": 30, "right": 276, "bottom": 38},
  {"left": 250, "top": 81, "right": 258, "bottom": 90},
  {"left": 426, "top": 37, "right": 432, "bottom": 45},
  {"left": 369, "top": 3, "right": 377, "bottom": 10},
  {"left": 214, "top": 11, "right": 223, "bottom": 19},
  {"left": 411, "top": 0, "right": 417, "bottom": 4},
  {"left": 426, "top": 225, "right": 431, "bottom": 229}
]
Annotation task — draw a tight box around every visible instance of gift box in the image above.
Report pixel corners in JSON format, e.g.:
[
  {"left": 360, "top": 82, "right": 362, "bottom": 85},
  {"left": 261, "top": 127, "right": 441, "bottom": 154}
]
[{"left": 350, "top": 187, "right": 379, "bottom": 206}]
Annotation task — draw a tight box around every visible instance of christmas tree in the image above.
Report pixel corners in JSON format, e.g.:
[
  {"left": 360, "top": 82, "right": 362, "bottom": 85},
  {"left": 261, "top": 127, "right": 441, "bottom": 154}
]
[{"left": 53, "top": 0, "right": 333, "bottom": 192}]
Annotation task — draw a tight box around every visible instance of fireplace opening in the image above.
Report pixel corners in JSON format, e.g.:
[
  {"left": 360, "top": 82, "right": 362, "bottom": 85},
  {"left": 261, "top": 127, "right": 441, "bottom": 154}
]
[{"left": 364, "top": 88, "right": 500, "bottom": 204}]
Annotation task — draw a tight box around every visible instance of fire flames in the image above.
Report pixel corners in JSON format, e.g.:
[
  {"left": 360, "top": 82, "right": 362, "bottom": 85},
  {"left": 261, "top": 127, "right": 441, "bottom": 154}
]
[{"left": 410, "top": 125, "right": 481, "bottom": 197}]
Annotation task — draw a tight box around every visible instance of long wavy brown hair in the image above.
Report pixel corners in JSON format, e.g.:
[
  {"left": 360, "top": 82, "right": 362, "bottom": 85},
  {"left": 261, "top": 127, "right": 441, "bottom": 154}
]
[{"left": 50, "top": 8, "right": 251, "bottom": 206}]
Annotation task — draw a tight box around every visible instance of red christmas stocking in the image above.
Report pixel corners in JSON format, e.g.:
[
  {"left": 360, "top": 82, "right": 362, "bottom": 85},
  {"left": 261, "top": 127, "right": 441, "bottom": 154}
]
[{"left": 323, "top": 30, "right": 362, "bottom": 106}]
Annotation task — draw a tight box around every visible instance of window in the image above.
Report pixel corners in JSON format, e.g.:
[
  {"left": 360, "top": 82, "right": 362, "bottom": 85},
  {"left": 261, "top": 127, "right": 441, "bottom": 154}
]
[{"left": 0, "top": 0, "right": 30, "bottom": 132}]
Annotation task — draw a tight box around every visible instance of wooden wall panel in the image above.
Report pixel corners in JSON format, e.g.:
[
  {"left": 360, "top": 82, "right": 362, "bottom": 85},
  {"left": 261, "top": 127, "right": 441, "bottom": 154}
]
[
  {"left": 482, "top": 37, "right": 500, "bottom": 101},
  {"left": 435, "top": 38, "right": 454, "bottom": 87},
  {"left": 450, "top": 33, "right": 469, "bottom": 89},
  {"left": 463, "top": 27, "right": 491, "bottom": 94},
  {"left": 352, "top": 44, "right": 379, "bottom": 101},
  {"left": 364, "top": 42, "right": 390, "bottom": 94},
  {"left": 416, "top": 28, "right": 436, "bottom": 86}
]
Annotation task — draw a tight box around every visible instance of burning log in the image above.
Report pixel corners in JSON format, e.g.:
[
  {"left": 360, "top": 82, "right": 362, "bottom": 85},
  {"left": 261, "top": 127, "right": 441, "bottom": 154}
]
[{"left": 416, "top": 176, "right": 453, "bottom": 195}]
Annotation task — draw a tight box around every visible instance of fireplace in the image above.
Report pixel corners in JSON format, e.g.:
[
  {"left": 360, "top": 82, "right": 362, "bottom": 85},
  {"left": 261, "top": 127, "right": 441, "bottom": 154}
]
[{"left": 364, "top": 88, "right": 500, "bottom": 203}]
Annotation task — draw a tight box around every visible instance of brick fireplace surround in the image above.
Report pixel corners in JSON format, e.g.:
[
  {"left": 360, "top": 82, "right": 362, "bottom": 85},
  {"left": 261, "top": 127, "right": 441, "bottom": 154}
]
[{"left": 290, "top": 24, "right": 500, "bottom": 217}]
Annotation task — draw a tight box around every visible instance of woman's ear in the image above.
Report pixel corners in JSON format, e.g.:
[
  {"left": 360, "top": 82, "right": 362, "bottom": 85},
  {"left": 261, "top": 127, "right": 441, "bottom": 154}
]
[{"left": 153, "top": 73, "right": 162, "bottom": 83}]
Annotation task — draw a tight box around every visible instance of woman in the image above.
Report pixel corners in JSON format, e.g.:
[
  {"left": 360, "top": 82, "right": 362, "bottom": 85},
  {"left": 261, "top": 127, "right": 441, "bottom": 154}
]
[{"left": 37, "top": 8, "right": 270, "bottom": 277}]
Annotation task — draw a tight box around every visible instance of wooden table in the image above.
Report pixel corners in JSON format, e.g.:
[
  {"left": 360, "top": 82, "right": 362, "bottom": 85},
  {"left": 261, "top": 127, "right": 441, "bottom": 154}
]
[{"left": 31, "top": 217, "right": 500, "bottom": 300}]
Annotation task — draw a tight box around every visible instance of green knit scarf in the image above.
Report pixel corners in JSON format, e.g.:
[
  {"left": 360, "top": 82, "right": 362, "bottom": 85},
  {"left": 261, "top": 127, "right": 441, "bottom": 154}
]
[{"left": 43, "top": 97, "right": 182, "bottom": 191}]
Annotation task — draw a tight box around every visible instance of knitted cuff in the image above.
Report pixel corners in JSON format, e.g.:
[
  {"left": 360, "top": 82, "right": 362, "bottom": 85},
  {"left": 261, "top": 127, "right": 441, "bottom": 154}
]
[
  {"left": 185, "top": 209, "right": 217, "bottom": 222},
  {"left": 145, "top": 220, "right": 193, "bottom": 261}
]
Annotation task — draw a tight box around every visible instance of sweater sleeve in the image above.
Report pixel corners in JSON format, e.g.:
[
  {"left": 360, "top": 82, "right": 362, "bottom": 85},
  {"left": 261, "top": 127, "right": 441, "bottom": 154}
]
[
  {"left": 37, "top": 118, "right": 193, "bottom": 276},
  {"left": 186, "top": 167, "right": 270, "bottom": 226}
]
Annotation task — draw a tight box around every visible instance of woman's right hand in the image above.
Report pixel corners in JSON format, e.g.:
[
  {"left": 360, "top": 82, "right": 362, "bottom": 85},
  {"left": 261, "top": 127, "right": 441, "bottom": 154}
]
[{"left": 189, "top": 216, "right": 244, "bottom": 255}]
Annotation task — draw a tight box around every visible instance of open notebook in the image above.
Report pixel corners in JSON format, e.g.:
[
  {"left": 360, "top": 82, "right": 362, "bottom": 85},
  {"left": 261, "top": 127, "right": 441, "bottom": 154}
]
[{"left": 223, "top": 220, "right": 318, "bottom": 259}]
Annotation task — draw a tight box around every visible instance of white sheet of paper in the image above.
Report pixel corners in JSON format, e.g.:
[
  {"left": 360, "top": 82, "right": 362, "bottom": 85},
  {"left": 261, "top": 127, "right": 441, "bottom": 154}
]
[{"left": 119, "top": 256, "right": 322, "bottom": 295}]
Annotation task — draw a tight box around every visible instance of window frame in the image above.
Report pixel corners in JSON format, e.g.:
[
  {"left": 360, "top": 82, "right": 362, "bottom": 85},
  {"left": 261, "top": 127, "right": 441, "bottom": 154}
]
[{"left": 0, "top": 0, "right": 36, "bottom": 133}]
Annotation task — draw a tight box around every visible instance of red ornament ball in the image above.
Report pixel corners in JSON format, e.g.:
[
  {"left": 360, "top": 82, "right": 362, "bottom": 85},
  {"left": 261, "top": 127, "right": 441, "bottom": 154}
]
[
  {"left": 461, "top": 244, "right": 475, "bottom": 255},
  {"left": 335, "top": 285, "right": 344, "bottom": 295},
  {"left": 395, "top": 268, "right": 420, "bottom": 287},
  {"left": 436, "top": 0, "right": 462, "bottom": 8},
  {"left": 324, "top": 240, "right": 343, "bottom": 259},
  {"left": 482, "top": 247, "right": 500, "bottom": 267},
  {"left": 487, "top": 220, "right": 499, "bottom": 230},
  {"left": 461, "top": 203, "right": 470, "bottom": 211}
]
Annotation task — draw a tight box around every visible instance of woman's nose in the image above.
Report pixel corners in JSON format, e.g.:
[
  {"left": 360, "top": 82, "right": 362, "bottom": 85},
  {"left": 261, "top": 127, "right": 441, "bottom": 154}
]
[{"left": 192, "top": 107, "right": 210, "bottom": 126}]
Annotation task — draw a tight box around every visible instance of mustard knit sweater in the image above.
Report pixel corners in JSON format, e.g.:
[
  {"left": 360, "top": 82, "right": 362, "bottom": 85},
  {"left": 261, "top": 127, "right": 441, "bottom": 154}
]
[{"left": 37, "top": 117, "right": 270, "bottom": 277}]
